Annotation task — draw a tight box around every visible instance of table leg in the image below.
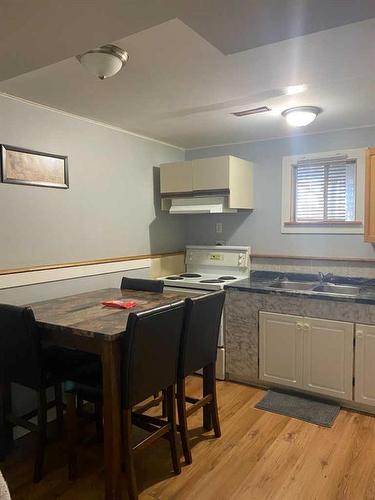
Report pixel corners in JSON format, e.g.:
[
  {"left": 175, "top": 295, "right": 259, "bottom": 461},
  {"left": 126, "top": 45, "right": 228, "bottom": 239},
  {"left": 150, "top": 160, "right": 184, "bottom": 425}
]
[
  {"left": 102, "top": 341, "right": 122, "bottom": 500},
  {"left": 0, "top": 381, "right": 12, "bottom": 461}
]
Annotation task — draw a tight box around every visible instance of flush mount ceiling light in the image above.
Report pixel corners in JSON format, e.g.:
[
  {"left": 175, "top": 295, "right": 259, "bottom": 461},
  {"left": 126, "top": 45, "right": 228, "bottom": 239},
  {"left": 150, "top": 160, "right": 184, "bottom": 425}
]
[
  {"left": 76, "top": 44, "right": 129, "bottom": 80},
  {"left": 282, "top": 106, "right": 322, "bottom": 127}
]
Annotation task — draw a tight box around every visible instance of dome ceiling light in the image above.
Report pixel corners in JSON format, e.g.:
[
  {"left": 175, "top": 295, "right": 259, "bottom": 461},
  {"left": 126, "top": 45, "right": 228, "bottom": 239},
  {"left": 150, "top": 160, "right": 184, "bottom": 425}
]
[
  {"left": 282, "top": 106, "right": 322, "bottom": 127},
  {"left": 76, "top": 44, "right": 129, "bottom": 80}
]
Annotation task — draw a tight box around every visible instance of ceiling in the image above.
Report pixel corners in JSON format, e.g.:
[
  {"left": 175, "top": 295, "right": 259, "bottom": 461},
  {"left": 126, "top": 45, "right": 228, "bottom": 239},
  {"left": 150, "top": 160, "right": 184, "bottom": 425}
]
[{"left": 1, "top": 0, "right": 375, "bottom": 149}]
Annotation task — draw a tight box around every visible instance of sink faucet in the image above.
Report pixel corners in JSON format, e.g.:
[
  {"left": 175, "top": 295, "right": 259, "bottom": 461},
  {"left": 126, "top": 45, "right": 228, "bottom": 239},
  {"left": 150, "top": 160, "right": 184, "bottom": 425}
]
[{"left": 318, "top": 272, "right": 333, "bottom": 283}]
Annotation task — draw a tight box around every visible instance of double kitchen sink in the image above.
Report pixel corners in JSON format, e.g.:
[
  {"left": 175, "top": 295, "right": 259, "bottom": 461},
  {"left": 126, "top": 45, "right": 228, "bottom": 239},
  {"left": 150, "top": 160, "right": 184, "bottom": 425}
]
[{"left": 269, "top": 280, "right": 360, "bottom": 297}]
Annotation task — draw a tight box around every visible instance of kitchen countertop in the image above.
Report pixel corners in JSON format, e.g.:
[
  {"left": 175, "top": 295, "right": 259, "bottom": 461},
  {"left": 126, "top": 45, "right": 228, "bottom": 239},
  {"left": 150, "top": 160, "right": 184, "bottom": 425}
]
[{"left": 225, "top": 270, "right": 375, "bottom": 304}]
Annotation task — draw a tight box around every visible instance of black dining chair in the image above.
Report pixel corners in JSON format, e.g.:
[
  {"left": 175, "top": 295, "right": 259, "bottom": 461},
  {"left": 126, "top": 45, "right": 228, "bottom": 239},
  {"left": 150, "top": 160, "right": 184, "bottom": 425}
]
[
  {"left": 65, "top": 301, "right": 185, "bottom": 500},
  {"left": 176, "top": 291, "right": 225, "bottom": 465},
  {"left": 121, "top": 276, "right": 165, "bottom": 409},
  {"left": 0, "top": 303, "right": 100, "bottom": 482},
  {"left": 121, "top": 277, "right": 164, "bottom": 293}
]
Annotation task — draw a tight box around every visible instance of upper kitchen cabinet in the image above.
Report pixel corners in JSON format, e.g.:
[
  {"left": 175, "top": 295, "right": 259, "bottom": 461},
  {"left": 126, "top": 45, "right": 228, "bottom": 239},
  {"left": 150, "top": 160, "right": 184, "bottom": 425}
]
[
  {"left": 159, "top": 160, "right": 193, "bottom": 194},
  {"left": 160, "top": 155, "right": 253, "bottom": 213},
  {"left": 365, "top": 148, "right": 375, "bottom": 242},
  {"left": 192, "top": 156, "right": 230, "bottom": 192}
]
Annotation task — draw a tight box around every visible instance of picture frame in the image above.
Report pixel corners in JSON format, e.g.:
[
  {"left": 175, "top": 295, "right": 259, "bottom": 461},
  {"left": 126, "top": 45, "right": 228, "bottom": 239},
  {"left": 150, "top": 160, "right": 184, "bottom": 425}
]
[{"left": 1, "top": 144, "right": 69, "bottom": 189}]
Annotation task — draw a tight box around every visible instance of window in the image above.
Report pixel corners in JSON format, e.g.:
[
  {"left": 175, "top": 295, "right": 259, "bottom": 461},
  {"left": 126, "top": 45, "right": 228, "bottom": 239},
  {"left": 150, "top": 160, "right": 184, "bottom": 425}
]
[
  {"left": 293, "top": 158, "right": 356, "bottom": 223},
  {"left": 282, "top": 149, "right": 365, "bottom": 234}
]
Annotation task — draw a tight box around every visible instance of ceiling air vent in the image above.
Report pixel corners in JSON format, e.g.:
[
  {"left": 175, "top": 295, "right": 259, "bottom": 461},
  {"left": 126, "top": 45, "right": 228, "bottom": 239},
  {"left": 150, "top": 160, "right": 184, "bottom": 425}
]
[{"left": 232, "top": 106, "right": 271, "bottom": 117}]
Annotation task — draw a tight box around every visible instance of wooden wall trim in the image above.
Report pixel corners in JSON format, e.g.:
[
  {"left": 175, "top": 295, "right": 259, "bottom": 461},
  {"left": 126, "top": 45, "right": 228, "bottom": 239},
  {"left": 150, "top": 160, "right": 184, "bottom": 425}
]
[
  {"left": 0, "top": 251, "right": 185, "bottom": 276},
  {"left": 252, "top": 253, "right": 375, "bottom": 263},
  {"left": 2, "top": 250, "right": 374, "bottom": 278}
]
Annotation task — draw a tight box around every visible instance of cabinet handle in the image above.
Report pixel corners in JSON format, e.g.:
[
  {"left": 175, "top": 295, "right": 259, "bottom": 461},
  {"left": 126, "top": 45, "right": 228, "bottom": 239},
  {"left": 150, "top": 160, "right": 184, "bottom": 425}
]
[
  {"left": 356, "top": 330, "right": 363, "bottom": 340},
  {"left": 296, "top": 322, "right": 303, "bottom": 330},
  {"left": 303, "top": 323, "right": 310, "bottom": 332}
]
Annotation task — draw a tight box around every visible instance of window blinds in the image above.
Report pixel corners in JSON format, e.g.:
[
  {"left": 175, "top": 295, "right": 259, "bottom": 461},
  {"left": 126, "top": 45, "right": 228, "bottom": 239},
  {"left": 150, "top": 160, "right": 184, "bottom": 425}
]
[{"left": 293, "top": 158, "right": 356, "bottom": 222}]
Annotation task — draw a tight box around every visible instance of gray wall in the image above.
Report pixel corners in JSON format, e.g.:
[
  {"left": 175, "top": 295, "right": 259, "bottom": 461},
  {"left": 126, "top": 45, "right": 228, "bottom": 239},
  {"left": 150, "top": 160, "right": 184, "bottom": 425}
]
[
  {"left": 0, "top": 93, "right": 185, "bottom": 317},
  {"left": 0, "top": 267, "right": 149, "bottom": 306},
  {"left": 186, "top": 127, "right": 375, "bottom": 259},
  {"left": 0, "top": 94, "right": 184, "bottom": 422},
  {"left": 0, "top": 94, "right": 185, "bottom": 269}
]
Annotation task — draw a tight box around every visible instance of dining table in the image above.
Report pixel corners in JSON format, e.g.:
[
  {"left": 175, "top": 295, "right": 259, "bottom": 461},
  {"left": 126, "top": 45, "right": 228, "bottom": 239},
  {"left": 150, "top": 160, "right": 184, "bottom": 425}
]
[{"left": 0, "top": 287, "right": 198, "bottom": 500}]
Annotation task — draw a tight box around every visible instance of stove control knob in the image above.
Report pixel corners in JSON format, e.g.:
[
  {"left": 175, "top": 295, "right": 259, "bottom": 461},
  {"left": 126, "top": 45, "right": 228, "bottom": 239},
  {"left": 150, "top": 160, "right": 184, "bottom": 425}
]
[{"left": 238, "top": 254, "right": 246, "bottom": 266}]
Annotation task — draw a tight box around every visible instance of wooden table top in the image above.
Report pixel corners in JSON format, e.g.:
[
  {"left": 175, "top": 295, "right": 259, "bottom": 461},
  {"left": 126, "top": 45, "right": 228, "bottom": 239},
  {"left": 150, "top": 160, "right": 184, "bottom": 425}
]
[{"left": 29, "top": 288, "right": 198, "bottom": 342}]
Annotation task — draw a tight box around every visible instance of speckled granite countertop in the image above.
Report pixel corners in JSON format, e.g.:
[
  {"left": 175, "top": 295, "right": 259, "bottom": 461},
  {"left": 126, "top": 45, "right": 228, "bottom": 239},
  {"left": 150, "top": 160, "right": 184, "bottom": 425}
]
[{"left": 225, "top": 271, "right": 375, "bottom": 304}]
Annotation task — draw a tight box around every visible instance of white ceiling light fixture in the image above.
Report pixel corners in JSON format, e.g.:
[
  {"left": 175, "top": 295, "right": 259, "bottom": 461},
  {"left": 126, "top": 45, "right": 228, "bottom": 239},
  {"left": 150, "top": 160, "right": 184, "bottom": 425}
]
[
  {"left": 76, "top": 44, "right": 129, "bottom": 80},
  {"left": 282, "top": 106, "right": 322, "bottom": 127}
]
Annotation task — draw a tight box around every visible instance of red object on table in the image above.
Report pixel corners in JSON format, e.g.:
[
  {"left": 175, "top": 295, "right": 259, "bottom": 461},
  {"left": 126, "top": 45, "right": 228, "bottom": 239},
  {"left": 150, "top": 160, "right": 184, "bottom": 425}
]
[{"left": 102, "top": 299, "right": 137, "bottom": 309}]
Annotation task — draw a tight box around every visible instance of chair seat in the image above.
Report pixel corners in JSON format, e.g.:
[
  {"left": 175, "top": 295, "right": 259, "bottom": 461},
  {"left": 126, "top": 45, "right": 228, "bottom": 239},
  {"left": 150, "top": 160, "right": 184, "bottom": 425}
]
[
  {"left": 61, "top": 350, "right": 103, "bottom": 402},
  {"left": 65, "top": 380, "right": 103, "bottom": 402},
  {"left": 42, "top": 346, "right": 101, "bottom": 385}
]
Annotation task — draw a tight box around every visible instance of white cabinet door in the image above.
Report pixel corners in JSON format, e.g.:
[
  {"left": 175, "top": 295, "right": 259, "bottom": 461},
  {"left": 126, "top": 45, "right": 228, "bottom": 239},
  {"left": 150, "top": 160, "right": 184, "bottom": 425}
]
[
  {"left": 160, "top": 161, "right": 192, "bottom": 194},
  {"left": 259, "top": 311, "right": 304, "bottom": 389},
  {"left": 192, "top": 156, "right": 230, "bottom": 191},
  {"left": 355, "top": 324, "right": 375, "bottom": 406},
  {"left": 303, "top": 318, "right": 353, "bottom": 400}
]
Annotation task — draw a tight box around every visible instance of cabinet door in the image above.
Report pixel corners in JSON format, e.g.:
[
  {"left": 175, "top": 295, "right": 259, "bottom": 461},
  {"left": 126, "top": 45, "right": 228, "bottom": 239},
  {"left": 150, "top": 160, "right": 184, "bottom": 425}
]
[
  {"left": 160, "top": 161, "right": 192, "bottom": 194},
  {"left": 192, "top": 156, "right": 229, "bottom": 192},
  {"left": 365, "top": 148, "right": 375, "bottom": 242},
  {"left": 303, "top": 318, "right": 353, "bottom": 400},
  {"left": 259, "top": 311, "right": 304, "bottom": 389},
  {"left": 354, "top": 324, "right": 375, "bottom": 406}
]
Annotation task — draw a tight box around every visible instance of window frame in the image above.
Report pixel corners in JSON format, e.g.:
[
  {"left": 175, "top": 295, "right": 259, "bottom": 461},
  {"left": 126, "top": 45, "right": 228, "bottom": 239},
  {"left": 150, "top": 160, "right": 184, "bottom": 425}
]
[{"left": 281, "top": 148, "right": 365, "bottom": 234}]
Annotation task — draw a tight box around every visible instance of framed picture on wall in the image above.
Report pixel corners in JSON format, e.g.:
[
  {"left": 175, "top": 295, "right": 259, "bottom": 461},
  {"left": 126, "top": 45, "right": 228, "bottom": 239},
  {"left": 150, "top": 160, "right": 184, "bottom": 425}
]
[{"left": 1, "top": 144, "right": 69, "bottom": 189}]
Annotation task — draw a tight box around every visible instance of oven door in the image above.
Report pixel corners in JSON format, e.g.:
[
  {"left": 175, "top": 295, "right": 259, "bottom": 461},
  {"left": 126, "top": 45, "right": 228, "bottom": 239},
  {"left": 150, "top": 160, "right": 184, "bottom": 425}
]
[{"left": 164, "top": 285, "right": 225, "bottom": 380}]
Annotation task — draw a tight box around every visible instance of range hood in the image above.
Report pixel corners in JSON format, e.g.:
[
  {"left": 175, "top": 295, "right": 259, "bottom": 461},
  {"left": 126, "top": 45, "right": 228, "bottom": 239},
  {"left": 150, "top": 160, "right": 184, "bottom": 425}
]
[{"left": 169, "top": 196, "right": 237, "bottom": 214}]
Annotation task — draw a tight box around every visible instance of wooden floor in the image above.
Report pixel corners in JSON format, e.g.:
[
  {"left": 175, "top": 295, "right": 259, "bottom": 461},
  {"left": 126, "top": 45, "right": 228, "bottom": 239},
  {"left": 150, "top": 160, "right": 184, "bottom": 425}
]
[{"left": 2, "top": 377, "right": 375, "bottom": 500}]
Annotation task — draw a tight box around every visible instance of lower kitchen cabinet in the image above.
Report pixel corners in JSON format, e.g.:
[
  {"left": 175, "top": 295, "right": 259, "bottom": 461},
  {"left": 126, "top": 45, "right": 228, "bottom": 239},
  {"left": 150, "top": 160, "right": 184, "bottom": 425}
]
[
  {"left": 303, "top": 317, "right": 353, "bottom": 400},
  {"left": 354, "top": 324, "right": 375, "bottom": 405},
  {"left": 259, "top": 312, "right": 304, "bottom": 389},
  {"left": 259, "top": 311, "right": 354, "bottom": 400}
]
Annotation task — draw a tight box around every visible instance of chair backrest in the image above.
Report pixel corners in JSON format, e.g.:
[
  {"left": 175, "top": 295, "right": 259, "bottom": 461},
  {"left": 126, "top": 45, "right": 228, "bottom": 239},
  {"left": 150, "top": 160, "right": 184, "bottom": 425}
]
[
  {"left": 0, "top": 304, "right": 42, "bottom": 388},
  {"left": 121, "top": 277, "right": 164, "bottom": 293},
  {"left": 178, "top": 291, "right": 225, "bottom": 379},
  {"left": 121, "top": 301, "right": 185, "bottom": 408}
]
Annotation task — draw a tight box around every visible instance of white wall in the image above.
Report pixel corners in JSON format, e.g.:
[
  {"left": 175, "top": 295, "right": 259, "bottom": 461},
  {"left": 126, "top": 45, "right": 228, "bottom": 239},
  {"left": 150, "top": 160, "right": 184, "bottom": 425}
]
[{"left": 185, "top": 126, "right": 375, "bottom": 259}]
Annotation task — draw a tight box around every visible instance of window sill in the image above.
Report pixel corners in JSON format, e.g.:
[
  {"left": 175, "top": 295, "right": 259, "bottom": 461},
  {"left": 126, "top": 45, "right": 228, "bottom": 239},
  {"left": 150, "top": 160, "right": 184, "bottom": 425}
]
[
  {"left": 282, "top": 221, "right": 364, "bottom": 235},
  {"left": 284, "top": 221, "right": 363, "bottom": 227}
]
